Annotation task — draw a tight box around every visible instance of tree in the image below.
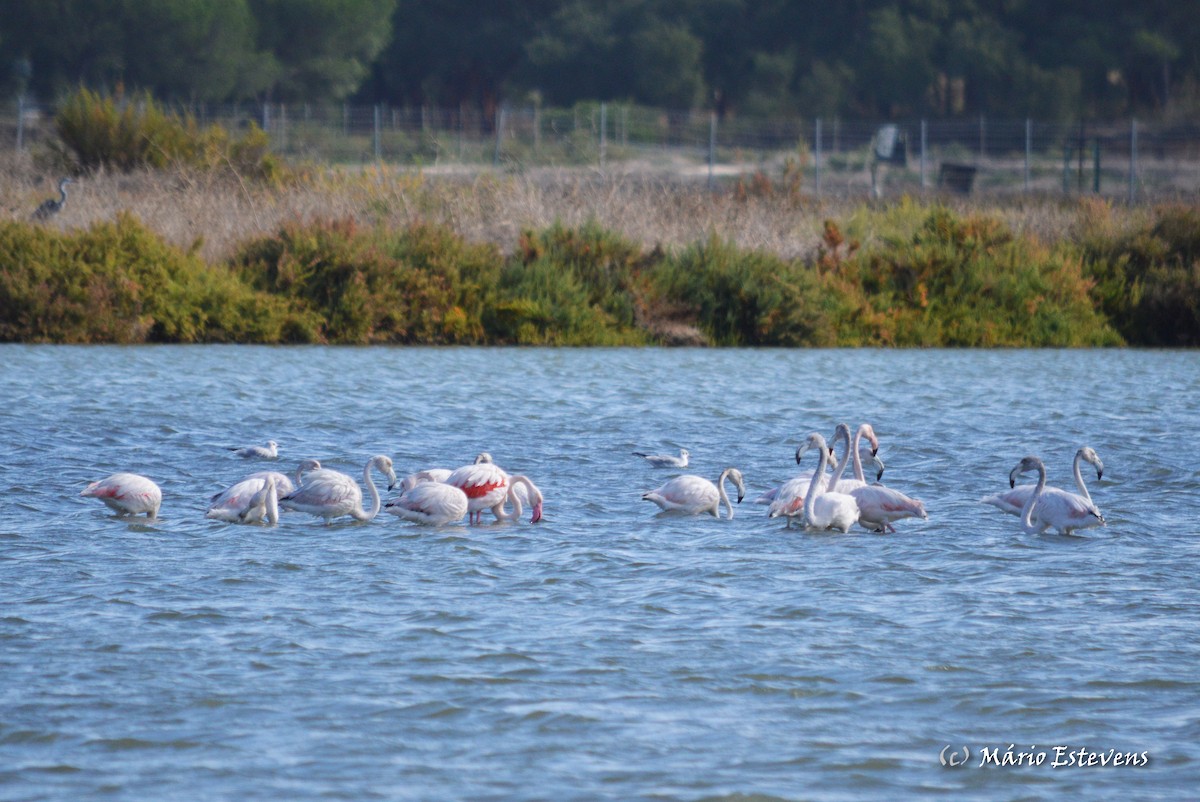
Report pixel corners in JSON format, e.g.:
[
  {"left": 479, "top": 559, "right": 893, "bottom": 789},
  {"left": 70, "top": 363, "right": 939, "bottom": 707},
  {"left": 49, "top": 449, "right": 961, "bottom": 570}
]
[{"left": 248, "top": 0, "right": 397, "bottom": 100}]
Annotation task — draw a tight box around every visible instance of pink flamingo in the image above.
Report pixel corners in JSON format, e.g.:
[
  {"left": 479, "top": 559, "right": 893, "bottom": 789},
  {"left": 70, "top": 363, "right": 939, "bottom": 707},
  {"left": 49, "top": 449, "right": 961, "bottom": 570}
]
[
  {"left": 1007, "top": 455, "right": 1106, "bottom": 535},
  {"left": 386, "top": 481, "right": 469, "bottom": 525},
  {"left": 982, "top": 447, "right": 1103, "bottom": 518},
  {"left": 81, "top": 473, "right": 162, "bottom": 518},
  {"left": 770, "top": 433, "right": 858, "bottom": 532}
]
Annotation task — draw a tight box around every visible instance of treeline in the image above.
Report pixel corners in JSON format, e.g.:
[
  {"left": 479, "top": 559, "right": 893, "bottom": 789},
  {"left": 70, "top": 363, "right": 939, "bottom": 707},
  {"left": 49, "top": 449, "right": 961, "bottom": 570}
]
[
  {"left": 3, "top": 203, "right": 1198, "bottom": 347},
  {"left": 3, "top": 1, "right": 1200, "bottom": 122}
]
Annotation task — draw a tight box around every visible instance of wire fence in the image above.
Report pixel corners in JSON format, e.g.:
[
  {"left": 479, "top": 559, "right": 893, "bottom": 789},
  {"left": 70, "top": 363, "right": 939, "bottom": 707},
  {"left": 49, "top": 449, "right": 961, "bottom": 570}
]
[{"left": 6, "top": 99, "right": 1200, "bottom": 202}]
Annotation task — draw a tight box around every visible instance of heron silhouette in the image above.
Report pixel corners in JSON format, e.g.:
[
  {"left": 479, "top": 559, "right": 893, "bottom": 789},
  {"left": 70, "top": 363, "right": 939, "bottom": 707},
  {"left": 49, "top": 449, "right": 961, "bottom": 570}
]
[{"left": 33, "top": 178, "right": 73, "bottom": 220}]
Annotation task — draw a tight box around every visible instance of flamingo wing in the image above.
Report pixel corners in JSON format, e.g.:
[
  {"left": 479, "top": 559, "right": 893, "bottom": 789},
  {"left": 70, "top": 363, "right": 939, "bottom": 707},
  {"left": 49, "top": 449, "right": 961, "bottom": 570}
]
[
  {"left": 850, "top": 484, "right": 927, "bottom": 532},
  {"left": 1032, "top": 488, "right": 1105, "bottom": 534},
  {"left": 279, "top": 469, "right": 361, "bottom": 519},
  {"left": 643, "top": 475, "right": 717, "bottom": 514},
  {"left": 446, "top": 462, "right": 509, "bottom": 510},
  {"left": 387, "top": 482, "right": 469, "bottom": 525}
]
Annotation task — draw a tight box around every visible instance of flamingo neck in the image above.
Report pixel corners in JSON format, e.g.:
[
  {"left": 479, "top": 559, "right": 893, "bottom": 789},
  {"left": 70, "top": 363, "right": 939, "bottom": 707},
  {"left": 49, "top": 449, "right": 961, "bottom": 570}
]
[
  {"left": 829, "top": 427, "right": 852, "bottom": 487},
  {"left": 804, "top": 446, "right": 830, "bottom": 523},
  {"left": 493, "top": 476, "right": 524, "bottom": 521},
  {"left": 716, "top": 469, "right": 733, "bottom": 519},
  {"left": 1019, "top": 462, "right": 1047, "bottom": 533},
  {"left": 1072, "top": 451, "right": 1092, "bottom": 502},
  {"left": 851, "top": 426, "right": 868, "bottom": 483},
  {"left": 265, "top": 480, "right": 279, "bottom": 524},
  {"left": 358, "top": 459, "right": 381, "bottom": 521}
]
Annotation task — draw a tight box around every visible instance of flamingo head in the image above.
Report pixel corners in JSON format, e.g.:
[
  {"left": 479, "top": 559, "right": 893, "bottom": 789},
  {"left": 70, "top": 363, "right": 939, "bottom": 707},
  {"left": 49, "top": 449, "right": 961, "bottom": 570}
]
[
  {"left": 860, "top": 423, "right": 880, "bottom": 456},
  {"left": 1009, "top": 456, "right": 1043, "bottom": 488},
  {"left": 530, "top": 500, "right": 543, "bottom": 523},
  {"left": 1080, "top": 446, "right": 1104, "bottom": 481}
]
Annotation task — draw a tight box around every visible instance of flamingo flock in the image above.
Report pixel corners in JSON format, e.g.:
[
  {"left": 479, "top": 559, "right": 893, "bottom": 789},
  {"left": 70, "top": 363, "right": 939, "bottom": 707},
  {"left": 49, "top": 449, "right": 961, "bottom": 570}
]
[{"left": 79, "top": 424, "right": 1108, "bottom": 536}]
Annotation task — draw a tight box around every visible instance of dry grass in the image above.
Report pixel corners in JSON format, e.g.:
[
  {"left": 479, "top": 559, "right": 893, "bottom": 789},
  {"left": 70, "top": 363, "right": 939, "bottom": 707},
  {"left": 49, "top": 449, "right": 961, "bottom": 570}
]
[{"left": 0, "top": 150, "right": 1153, "bottom": 266}]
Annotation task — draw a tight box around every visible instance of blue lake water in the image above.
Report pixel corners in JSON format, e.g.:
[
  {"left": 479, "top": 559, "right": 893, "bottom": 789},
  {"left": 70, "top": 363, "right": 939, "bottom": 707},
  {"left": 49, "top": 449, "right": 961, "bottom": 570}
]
[{"left": 1, "top": 345, "right": 1198, "bottom": 801}]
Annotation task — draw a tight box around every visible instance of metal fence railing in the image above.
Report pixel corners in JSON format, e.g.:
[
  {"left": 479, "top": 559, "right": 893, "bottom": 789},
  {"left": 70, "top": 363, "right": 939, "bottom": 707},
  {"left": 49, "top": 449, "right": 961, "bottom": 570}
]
[{"left": 5, "top": 99, "right": 1198, "bottom": 203}]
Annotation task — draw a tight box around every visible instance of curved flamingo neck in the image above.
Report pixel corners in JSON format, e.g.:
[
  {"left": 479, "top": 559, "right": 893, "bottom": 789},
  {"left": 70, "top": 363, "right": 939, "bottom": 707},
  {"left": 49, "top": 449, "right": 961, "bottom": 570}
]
[
  {"left": 1019, "top": 461, "right": 1047, "bottom": 533},
  {"left": 716, "top": 469, "right": 734, "bottom": 519},
  {"left": 829, "top": 426, "right": 852, "bottom": 487},
  {"left": 358, "top": 458, "right": 382, "bottom": 521},
  {"left": 493, "top": 476, "right": 525, "bottom": 521},
  {"left": 1072, "top": 450, "right": 1093, "bottom": 502},
  {"left": 265, "top": 479, "right": 279, "bottom": 524},
  {"left": 851, "top": 426, "right": 870, "bottom": 483},
  {"left": 803, "top": 443, "right": 831, "bottom": 523}
]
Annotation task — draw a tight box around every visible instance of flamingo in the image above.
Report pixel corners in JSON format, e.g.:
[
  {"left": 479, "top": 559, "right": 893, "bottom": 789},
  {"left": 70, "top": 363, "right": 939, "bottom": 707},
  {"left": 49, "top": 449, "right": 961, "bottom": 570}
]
[
  {"left": 398, "top": 467, "right": 452, "bottom": 493},
  {"left": 827, "top": 423, "right": 881, "bottom": 493},
  {"left": 207, "top": 475, "right": 280, "bottom": 524},
  {"left": 445, "top": 456, "right": 513, "bottom": 524},
  {"left": 633, "top": 448, "right": 690, "bottom": 468},
  {"left": 208, "top": 459, "right": 319, "bottom": 523},
  {"left": 386, "top": 481, "right": 469, "bottom": 526},
  {"left": 232, "top": 440, "right": 279, "bottom": 459},
  {"left": 643, "top": 467, "right": 745, "bottom": 518},
  {"left": 278, "top": 455, "right": 397, "bottom": 524},
  {"left": 982, "top": 447, "right": 1104, "bottom": 517},
  {"left": 754, "top": 447, "right": 841, "bottom": 505},
  {"left": 770, "top": 433, "right": 858, "bottom": 532},
  {"left": 825, "top": 423, "right": 926, "bottom": 532},
  {"left": 490, "top": 475, "right": 545, "bottom": 523},
  {"left": 1007, "top": 455, "right": 1106, "bottom": 535},
  {"left": 81, "top": 473, "right": 162, "bottom": 518}
]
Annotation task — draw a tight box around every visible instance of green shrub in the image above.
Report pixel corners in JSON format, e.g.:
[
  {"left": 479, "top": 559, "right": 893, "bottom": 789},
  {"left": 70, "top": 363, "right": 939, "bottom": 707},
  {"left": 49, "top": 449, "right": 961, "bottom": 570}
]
[
  {"left": 49, "top": 87, "right": 282, "bottom": 180},
  {"left": 0, "top": 214, "right": 306, "bottom": 343},
  {"left": 233, "top": 219, "right": 504, "bottom": 344}
]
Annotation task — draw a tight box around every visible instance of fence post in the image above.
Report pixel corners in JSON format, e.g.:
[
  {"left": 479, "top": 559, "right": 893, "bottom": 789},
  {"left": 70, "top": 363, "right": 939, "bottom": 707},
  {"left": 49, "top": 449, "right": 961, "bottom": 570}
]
[
  {"left": 919, "top": 119, "right": 927, "bottom": 189},
  {"left": 374, "top": 105, "right": 382, "bottom": 161},
  {"left": 1092, "top": 138, "right": 1101, "bottom": 193},
  {"left": 16, "top": 94, "right": 25, "bottom": 150},
  {"left": 493, "top": 105, "right": 505, "bottom": 166},
  {"left": 708, "top": 110, "right": 717, "bottom": 190},
  {"left": 1129, "top": 118, "right": 1138, "bottom": 204},
  {"left": 600, "top": 102, "right": 607, "bottom": 171},
  {"left": 1024, "top": 118, "right": 1032, "bottom": 193},
  {"left": 979, "top": 114, "right": 986, "bottom": 159},
  {"left": 814, "top": 118, "right": 822, "bottom": 197}
]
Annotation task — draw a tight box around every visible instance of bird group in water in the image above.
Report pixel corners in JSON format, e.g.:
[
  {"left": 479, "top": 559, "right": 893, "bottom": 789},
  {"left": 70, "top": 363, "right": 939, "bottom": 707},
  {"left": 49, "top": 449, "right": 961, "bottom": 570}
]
[{"left": 81, "top": 424, "right": 1107, "bottom": 535}]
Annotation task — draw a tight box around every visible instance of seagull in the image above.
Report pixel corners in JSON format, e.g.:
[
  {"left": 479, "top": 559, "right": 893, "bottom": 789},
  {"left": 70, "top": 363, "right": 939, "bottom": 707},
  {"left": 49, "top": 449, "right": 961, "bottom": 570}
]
[{"left": 633, "top": 448, "right": 689, "bottom": 468}]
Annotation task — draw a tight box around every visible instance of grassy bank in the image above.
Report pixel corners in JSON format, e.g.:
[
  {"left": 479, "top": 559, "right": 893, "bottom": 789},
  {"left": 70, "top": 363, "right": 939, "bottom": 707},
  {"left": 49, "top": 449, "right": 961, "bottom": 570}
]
[{"left": 1, "top": 157, "right": 1196, "bottom": 346}]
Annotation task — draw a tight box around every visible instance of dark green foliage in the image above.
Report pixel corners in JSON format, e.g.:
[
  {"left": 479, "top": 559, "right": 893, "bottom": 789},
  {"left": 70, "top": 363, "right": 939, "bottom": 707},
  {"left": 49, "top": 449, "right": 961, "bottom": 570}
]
[
  {"left": 0, "top": 214, "right": 307, "bottom": 343},
  {"left": 233, "top": 219, "right": 502, "bottom": 344},
  {"left": 3, "top": 205, "right": 1198, "bottom": 347},
  {"left": 646, "top": 234, "right": 836, "bottom": 346},
  {"left": 1080, "top": 204, "right": 1200, "bottom": 346}
]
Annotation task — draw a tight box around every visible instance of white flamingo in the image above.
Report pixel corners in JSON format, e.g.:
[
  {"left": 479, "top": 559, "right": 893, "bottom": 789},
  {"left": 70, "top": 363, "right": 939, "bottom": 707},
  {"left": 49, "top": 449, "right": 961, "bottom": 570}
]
[
  {"left": 633, "top": 448, "right": 690, "bottom": 468},
  {"left": 982, "top": 447, "right": 1104, "bottom": 517},
  {"left": 1008, "top": 455, "right": 1106, "bottom": 535},
  {"left": 771, "top": 433, "right": 858, "bottom": 532},
  {"left": 278, "top": 455, "right": 397, "bottom": 524},
  {"left": 643, "top": 467, "right": 745, "bottom": 518},
  {"left": 81, "top": 473, "right": 162, "bottom": 518},
  {"left": 232, "top": 440, "right": 279, "bottom": 459},
  {"left": 490, "top": 475, "right": 545, "bottom": 523},
  {"left": 398, "top": 467, "right": 452, "bottom": 493},
  {"left": 386, "top": 481, "right": 469, "bottom": 525},
  {"left": 825, "top": 423, "right": 926, "bottom": 532},
  {"left": 754, "top": 447, "right": 842, "bottom": 505},
  {"left": 207, "top": 475, "right": 280, "bottom": 524},
  {"left": 827, "top": 423, "right": 882, "bottom": 493}
]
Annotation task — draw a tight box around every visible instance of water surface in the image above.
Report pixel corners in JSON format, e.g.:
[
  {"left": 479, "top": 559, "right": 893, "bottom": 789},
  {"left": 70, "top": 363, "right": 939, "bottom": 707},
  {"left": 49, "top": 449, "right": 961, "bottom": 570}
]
[{"left": 1, "top": 346, "right": 1196, "bottom": 801}]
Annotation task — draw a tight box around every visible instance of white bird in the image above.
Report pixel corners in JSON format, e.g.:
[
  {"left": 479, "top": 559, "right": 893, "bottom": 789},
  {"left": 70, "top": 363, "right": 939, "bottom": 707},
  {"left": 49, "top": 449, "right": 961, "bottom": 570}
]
[
  {"left": 207, "top": 460, "right": 319, "bottom": 523},
  {"left": 643, "top": 467, "right": 745, "bottom": 518},
  {"left": 633, "top": 448, "right": 690, "bottom": 468},
  {"left": 445, "top": 456, "right": 514, "bottom": 524},
  {"left": 490, "top": 475, "right": 545, "bottom": 523},
  {"left": 982, "top": 446, "right": 1104, "bottom": 518},
  {"left": 771, "top": 433, "right": 858, "bottom": 532},
  {"left": 398, "top": 467, "right": 452, "bottom": 493},
  {"left": 386, "top": 481, "right": 469, "bottom": 526},
  {"left": 754, "top": 448, "right": 842, "bottom": 505},
  {"left": 826, "top": 422, "right": 882, "bottom": 494},
  {"left": 232, "top": 440, "right": 279, "bottom": 459},
  {"left": 207, "top": 475, "right": 280, "bottom": 524},
  {"left": 33, "top": 177, "right": 73, "bottom": 220},
  {"left": 279, "top": 455, "right": 397, "bottom": 524},
  {"left": 1008, "top": 455, "right": 1106, "bottom": 535},
  {"left": 81, "top": 472, "right": 162, "bottom": 518}
]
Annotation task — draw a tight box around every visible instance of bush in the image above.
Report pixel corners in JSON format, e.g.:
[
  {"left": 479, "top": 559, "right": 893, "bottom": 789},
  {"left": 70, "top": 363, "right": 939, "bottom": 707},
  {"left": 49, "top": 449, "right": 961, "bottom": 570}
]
[
  {"left": 49, "top": 87, "right": 282, "bottom": 181},
  {"left": 0, "top": 214, "right": 306, "bottom": 343}
]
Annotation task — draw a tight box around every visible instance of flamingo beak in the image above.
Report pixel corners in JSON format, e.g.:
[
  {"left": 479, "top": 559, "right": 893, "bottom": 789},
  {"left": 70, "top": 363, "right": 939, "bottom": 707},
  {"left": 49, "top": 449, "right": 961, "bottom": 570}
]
[{"left": 531, "top": 501, "right": 543, "bottom": 523}]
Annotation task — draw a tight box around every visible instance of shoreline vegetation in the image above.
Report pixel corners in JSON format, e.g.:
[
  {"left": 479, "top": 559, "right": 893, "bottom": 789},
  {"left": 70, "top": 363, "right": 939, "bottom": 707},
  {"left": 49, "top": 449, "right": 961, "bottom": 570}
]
[
  {"left": 6, "top": 165, "right": 1199, "bottom": 347},
  {"left": 1, "top": 91, "right": 1196, "bottom": 347}
]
